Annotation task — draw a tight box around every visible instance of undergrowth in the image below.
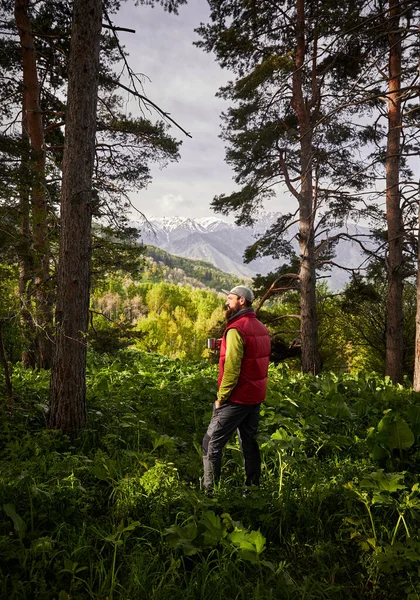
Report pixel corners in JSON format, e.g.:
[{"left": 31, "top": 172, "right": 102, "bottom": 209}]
[{"left": 1, "top": 349, "right": 420, "bottom": 599}]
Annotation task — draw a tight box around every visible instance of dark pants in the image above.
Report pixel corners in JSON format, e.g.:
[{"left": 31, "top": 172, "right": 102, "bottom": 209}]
[{"left": 202, "top": 401, "right": 261, "bottom": 489}]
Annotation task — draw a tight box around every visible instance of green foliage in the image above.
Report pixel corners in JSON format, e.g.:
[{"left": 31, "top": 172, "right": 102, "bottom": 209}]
[
  {"left": 0, "top": 264, "right": 22, "bottom": 366},
  {"left": 90, "top": 280, "right": 225, "bottom": 360},
  {"left": 0, "top": 264, "right": 19, "bottom": 319},
  {"left": 135, "top": 283, "right": 224, "bottom": 359},
  {"left": 2, "top": 352, "right": 420, "bottom": 598},
  {"left": 258, "top": 274, "right": 418, "bottom": 376},
  {"left": 337, "top": 276, "right": 416, "bottom": 376},
  {"left": 91, "top": 225, "right": 147, "bottom": 289},
  {"left": 88, "top": 242, "right": 241, "bottom": 360},
  {"left": 367, "top": 410, "right": 415, "bottom": 461},
  {"left": 3, "top": 504, "right": 27, "bottom": 543},
  {"left": 164, "top": 509, "right": 266, "bottom": 563}
]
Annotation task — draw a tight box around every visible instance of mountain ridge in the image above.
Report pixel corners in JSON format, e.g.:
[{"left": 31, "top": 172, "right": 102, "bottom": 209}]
[{"left": 134, "top": 213, "right": 370, "bottom": 290}]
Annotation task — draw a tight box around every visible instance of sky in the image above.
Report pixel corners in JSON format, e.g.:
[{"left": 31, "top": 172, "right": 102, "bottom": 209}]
[{"left": 114, "top": 0, "right": 289, "bottom": 221}]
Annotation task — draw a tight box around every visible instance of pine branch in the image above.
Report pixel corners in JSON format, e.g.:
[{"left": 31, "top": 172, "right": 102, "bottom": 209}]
[
  {"left": 102, "top": 23, "right": 136, "bottom": 34},
  {"left": 256, "top": 273, "right": 300, "bottom": 314}
]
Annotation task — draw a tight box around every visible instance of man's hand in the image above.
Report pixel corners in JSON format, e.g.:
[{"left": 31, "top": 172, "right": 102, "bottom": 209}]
[{"left": 215, "top": 400, "right": 222, "bottom": 409}]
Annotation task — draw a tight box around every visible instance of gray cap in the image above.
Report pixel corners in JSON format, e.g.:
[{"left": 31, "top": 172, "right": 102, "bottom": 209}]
[{"left": 222, "top": 286, "right": 254, "bottom": 302}]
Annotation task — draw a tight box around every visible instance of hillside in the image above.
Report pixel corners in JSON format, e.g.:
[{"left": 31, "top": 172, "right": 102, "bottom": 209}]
[{"left": 143, "top": 244, "right": 243, "bottom": 291}]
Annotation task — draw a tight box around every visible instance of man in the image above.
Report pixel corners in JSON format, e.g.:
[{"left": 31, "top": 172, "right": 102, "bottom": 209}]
[{"left": 202, "top": 285, "right": 271, "bottom": 492}]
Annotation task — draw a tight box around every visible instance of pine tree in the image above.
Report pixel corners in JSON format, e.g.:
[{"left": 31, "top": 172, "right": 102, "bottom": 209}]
[
  {"left": 344, "top": 0, "right": 419, "bottom": 382},
  {"left": 0, "top": 0, "right": 182, "bottom": 372},
  {"left": 46, "top": 0, "right": 187, "bottom": 431},
  {"left": 48, "top": 0, "right": 103, "bottom": 432},
  {"left": 196, "top": 0, "right": 374, "bottom": 373}
]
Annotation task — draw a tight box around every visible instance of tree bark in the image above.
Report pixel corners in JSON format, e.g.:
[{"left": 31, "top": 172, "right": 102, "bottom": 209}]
[
  {"left": 15, "top": 0, "right": 52, "bottom": 369},
  {"left": 414, "top": 181, "right": 420, "bottom": 391},
  {"left": 385, "top": 0, "right": 404, "bottom": 383},
  {"left": 19, "top": 108, "right": 36, "bottom": 368},
  {"left": 0, "top": 320, "right": 14, "bottom": 411},
  {"left": 48, "top": 0, "right": 102, "bottom": 433},
  {"left": 292, "top": 0, "right": 321, "bottom": 375}
]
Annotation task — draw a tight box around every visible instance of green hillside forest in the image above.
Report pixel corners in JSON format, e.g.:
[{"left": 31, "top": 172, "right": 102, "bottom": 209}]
[{"left": 143, "top": 245, "right": 241, "bottom": 292}]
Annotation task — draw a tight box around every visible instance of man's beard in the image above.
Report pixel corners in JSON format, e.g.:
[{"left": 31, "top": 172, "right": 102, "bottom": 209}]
[{"left": 225, "top": 306, "right": 239, "bottom": 320}]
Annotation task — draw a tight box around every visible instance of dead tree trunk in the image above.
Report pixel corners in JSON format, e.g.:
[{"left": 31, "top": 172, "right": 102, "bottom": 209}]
[{"left": 48, "top": 0, "right": 102, "bottom": 432}]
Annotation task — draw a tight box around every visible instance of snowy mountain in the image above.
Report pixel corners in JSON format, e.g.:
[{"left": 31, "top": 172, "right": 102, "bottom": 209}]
[{"left": 132, "top": 213, "right": 372, "bottom": 290}]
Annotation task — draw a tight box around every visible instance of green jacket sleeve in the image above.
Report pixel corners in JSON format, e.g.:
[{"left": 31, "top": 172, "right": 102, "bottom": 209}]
[{"left": 217, "top": 328, "right": 244, "bottom": 403}]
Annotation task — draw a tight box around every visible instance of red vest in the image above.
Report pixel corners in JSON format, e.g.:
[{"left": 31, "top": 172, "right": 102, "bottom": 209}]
[{"left": 218, "top": 311, "right": 271, "bottom": 405}]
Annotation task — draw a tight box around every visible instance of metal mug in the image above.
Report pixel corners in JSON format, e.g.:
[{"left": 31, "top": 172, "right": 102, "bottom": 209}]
[{"left": 206, "top": 338, "right": 221, "bottom": 350}]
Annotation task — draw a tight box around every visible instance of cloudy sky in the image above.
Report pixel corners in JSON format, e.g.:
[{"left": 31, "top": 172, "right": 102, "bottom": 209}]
[{"left": 114, "top": 1, "right": 288, "bottom": 221}]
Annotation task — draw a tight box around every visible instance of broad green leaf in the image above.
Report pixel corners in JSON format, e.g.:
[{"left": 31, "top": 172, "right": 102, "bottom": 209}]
[
  {"left": 201, "top": 511, "right": 224, "bottom": 534},
  {"left": 228, "top": 528, "right": 266, "bottom": 562},
  {"left": 360, "top": 470, "right": 407, "bottom": 493},
  {"left": 245, "top": 529, "right": 266, "bottom": 554},
  {"left": 164, "top": 522, "right": 199, "bottom": 555},
  {"left": 379, "top": 416, "right": 414, "bottom": 451},
  {"left": 3, "top": 503, "right": 26, "bottom": 541},
  {"left": 200, "top": 511, "right": 226, "bottom": 547}
]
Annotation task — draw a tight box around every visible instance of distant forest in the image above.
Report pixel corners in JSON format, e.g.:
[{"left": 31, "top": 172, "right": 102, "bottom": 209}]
[{"left": 144, "top": 245, "right": 240, "bottom": 291}]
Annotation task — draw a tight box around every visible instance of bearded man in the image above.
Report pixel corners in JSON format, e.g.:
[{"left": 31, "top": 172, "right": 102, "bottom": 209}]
[{"left": 202, "top": 285, "right": 271, "bottom": 492}]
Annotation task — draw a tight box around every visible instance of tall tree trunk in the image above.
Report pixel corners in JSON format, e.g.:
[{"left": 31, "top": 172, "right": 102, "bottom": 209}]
[
  {"left": 414, "top": 181, "right": 420, "bottom": 391},
  {"left": 298, "top": 136, "right": 320, "bottom": 374},
  {"left": 48, "top": 0, "right": 102, "bottom": 433},
  {"left": 15, "top": 0, "right": 52, "bottom": 369},
  {"left": 292, "top": 0, "right": 321, "bottom": 375},
  {"left": 19, "top": 109, "right": 36, "bottom": 368},
  {"left": 385, "top": 0, "right": 404, "bottom": 383},
  {"left": 0, "top": 320, "right": 14, "bottom": 411}
]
